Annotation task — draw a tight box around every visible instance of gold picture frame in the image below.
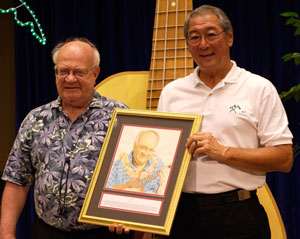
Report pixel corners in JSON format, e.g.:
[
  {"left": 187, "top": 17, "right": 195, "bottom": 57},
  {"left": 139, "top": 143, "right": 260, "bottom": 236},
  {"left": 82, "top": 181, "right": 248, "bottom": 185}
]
[{"left": 79, "top": 109, "right": 202, "bottom": 235}]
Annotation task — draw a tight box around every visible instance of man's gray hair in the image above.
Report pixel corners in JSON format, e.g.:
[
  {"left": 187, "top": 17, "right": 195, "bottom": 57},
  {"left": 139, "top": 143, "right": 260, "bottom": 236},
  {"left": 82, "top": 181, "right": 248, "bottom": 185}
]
[
  {"left": 184, "top": 5, "right": 233, "bottom": 39},
  {"left": 51, "top": 37, "right": 100, "bottom": 66}
]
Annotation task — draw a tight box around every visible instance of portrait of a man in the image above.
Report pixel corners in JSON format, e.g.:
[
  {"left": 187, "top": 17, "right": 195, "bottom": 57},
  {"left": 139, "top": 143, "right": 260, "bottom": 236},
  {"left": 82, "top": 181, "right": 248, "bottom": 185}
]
[{"left": 106, "top": 129, "right": 171, "bottom": 195}]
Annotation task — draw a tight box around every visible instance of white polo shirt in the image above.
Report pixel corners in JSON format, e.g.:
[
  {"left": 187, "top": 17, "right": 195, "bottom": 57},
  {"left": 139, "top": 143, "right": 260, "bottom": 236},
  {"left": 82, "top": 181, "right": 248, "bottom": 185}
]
[{"left": 157, "top": 61, "right": 293, "bottom": 193}]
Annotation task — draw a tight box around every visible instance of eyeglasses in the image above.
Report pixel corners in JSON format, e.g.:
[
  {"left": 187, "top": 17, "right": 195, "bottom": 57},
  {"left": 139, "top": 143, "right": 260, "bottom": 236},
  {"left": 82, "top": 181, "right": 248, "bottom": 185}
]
[
  {"left": 187, "top": 30, "right": 225, "bottom": 44},
  {"left": 54, "top": 66, "right": 94, "bottom": 78}
]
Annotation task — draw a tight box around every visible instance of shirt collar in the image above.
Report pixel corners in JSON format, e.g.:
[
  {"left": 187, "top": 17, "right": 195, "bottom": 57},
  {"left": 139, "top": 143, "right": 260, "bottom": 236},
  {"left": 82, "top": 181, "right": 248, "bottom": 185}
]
[
  {"left": 50, "top": 90, "right": 104, "bottom": 110},
  {"left": 192, "top": 60, "right": 239, "bottom": 88}
]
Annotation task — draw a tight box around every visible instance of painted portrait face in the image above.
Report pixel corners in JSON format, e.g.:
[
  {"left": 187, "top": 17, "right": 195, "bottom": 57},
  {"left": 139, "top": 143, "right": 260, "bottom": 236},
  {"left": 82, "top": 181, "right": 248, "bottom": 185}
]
[{"left": 133, "top": 131, "right": 159, "bottom": 167}]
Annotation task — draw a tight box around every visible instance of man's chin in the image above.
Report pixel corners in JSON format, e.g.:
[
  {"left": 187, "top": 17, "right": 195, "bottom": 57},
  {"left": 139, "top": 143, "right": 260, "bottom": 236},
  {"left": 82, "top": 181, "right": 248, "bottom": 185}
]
[
  {"left": 199, "top": 58, "right": 216, "bottom": 67},
  {"left": 61, "top": 92, "right": 82, "bottom": 103},
  {"left": 137, "top": 157, "right": 149, "bottom": 164}
]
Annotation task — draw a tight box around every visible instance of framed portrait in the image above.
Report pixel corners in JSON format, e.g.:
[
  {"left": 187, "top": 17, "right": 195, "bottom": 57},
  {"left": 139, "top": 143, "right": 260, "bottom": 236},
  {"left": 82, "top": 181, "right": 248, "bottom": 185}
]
[{"left": 79, "top": 109, "right": 202, "bottom": 235}]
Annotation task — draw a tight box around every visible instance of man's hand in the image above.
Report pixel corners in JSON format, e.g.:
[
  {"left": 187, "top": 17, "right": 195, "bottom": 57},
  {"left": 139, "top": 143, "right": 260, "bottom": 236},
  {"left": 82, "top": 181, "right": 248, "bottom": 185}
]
[
  {"left": 157, "top": 166, "right": 170, "bottom": 195},
  {"left": 109, "top": 224, "right": 152, "bottom": 239},
  {"left": 186, "top": 132, "right": 293, "bottom": 172},
  {"left": 109, "top": 223, "right": 130, "bottom": 235},
  {"left": 186, "top": 132, "right": 228, "bottom": 161}
]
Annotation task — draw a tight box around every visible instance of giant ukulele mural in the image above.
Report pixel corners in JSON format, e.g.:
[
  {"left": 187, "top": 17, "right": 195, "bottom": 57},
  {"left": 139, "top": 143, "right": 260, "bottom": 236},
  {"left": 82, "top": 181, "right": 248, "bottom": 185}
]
[{"left": 95, "top": 0, "right": 194, "bottom": 110}]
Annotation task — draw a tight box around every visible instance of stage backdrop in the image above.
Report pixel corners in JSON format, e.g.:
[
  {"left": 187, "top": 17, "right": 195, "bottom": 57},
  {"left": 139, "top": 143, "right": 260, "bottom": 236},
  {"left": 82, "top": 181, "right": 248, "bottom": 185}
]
[{"left": 8, "top": 0, "right": 300, "bottom": 238}]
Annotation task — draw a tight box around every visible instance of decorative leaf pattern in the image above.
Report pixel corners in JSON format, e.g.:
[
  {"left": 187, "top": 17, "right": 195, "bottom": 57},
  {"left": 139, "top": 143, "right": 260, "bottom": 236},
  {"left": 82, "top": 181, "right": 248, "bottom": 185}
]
[
  {"left": 2, "top": 91, "right": 128, "bottom": 230},
  {"left": 280, "top": 12, "right": 300, "bottom": 102}
]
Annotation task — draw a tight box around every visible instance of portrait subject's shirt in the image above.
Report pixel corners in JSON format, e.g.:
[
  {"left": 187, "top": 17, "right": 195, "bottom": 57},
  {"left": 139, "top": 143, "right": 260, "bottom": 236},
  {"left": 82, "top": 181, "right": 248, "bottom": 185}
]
[
  {"left": 2, "top": 90, "right": 128, "bottom": 231},
  {"left": 106, "top": 151, "right": 164, "bottom": 194},
  {"left": 157, "top": 61, "right": 293, "bottom": 193}
]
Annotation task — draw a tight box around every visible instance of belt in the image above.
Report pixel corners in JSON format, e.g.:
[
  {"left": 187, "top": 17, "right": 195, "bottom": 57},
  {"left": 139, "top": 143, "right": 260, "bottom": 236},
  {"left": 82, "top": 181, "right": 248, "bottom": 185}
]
[{"left": 182, "top": 189, "right": 257, "bottom": 206}]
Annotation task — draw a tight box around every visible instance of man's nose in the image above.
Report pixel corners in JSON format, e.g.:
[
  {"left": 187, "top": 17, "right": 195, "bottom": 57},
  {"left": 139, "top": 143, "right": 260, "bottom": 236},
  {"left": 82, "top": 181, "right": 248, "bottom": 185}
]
[
  {"left": 65, "top": 72, "right": 77, "bottom": 82},
  {"left": 142, "top": 149, "right": 151, "bottom": 155},
  {"left": 198, "top": 36, "right": 210, "bottom": 48}
]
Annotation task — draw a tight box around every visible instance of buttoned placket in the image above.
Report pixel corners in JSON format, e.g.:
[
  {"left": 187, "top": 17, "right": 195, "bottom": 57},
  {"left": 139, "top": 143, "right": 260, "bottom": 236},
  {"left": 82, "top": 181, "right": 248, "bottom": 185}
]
[{"left": 204, "top": 80, "right": 226, "bottom": 114}]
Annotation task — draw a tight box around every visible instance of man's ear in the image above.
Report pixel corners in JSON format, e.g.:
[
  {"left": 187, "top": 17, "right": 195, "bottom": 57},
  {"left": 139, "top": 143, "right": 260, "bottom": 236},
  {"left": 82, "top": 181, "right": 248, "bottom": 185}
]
[
  {"left": 94, "top": 66, "right": 100, "bottom": 78},
  {"left": 228, "top": 29, "right": 234, "bottom": 47}
]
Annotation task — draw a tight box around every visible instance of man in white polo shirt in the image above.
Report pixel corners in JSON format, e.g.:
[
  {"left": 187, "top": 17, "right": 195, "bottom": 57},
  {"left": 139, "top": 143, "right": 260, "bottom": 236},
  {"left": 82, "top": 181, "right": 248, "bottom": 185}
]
[{"left": 157, "top": 4, "right": 293, "bottom": 239}]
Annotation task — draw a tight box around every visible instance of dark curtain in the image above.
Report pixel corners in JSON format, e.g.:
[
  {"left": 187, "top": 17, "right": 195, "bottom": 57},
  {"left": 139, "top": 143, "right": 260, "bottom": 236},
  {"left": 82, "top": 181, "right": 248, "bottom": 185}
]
[{"left": 11, "top": 0, "right": 300, "bottom": 238}]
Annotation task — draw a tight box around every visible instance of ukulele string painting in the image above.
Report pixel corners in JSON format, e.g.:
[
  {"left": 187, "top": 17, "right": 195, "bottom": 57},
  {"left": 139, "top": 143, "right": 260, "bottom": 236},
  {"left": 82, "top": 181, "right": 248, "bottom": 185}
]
[{"left": 0, "top": 0, "right": 46, "bottom": 45}]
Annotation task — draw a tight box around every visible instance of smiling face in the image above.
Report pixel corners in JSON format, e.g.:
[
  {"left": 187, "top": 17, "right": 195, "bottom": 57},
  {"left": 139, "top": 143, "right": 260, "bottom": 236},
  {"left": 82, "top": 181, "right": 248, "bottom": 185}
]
[
  {"left": 186, "top": 14, "right": 233, "bottom": 76},
  {"left": 133, "top": 131, "right": 159, "bottom": 168},
  {"left": 55, "top": 41, "right": 100, "bottom": 109}
]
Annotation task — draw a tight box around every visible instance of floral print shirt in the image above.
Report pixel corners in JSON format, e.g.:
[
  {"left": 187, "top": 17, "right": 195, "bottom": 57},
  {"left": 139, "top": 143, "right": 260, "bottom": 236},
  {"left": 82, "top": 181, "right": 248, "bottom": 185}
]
[
  {"left": 2, "top": 90, "right": 128, "bottom": 231},
  {"left": 106, "top": 151, "right": 164, "bottom": 194}
]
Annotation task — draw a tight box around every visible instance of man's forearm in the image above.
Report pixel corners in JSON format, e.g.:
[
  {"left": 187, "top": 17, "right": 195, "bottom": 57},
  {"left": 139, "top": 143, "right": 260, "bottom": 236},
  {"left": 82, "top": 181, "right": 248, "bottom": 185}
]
[
  {"left": 187, "top": 132, "right": 293, "bottom": 173},
  {"left": 222, "top": 144, "right": 293, "bottom": 172},
  {"left": 0, "top": 182, "right": 30, "bottom": 238}
]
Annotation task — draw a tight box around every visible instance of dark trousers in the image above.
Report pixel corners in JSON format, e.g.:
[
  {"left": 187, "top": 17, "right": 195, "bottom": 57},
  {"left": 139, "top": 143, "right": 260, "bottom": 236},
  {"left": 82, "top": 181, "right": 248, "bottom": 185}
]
[
  {"left": 169, "top": 190, "right": 271, "bottom": 239},
  {"left": 31, "top": 217, "right": 133, "bottom": 239}
]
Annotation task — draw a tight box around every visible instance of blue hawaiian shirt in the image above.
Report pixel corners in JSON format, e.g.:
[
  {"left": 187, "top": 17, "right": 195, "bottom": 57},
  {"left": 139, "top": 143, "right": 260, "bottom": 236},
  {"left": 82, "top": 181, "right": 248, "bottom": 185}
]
[
  {"left": 2, "top": 90, "right": 128, "bottom": 231},
  {"left": 106, "top": 151, "right": 164, "bottom": 194}
]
